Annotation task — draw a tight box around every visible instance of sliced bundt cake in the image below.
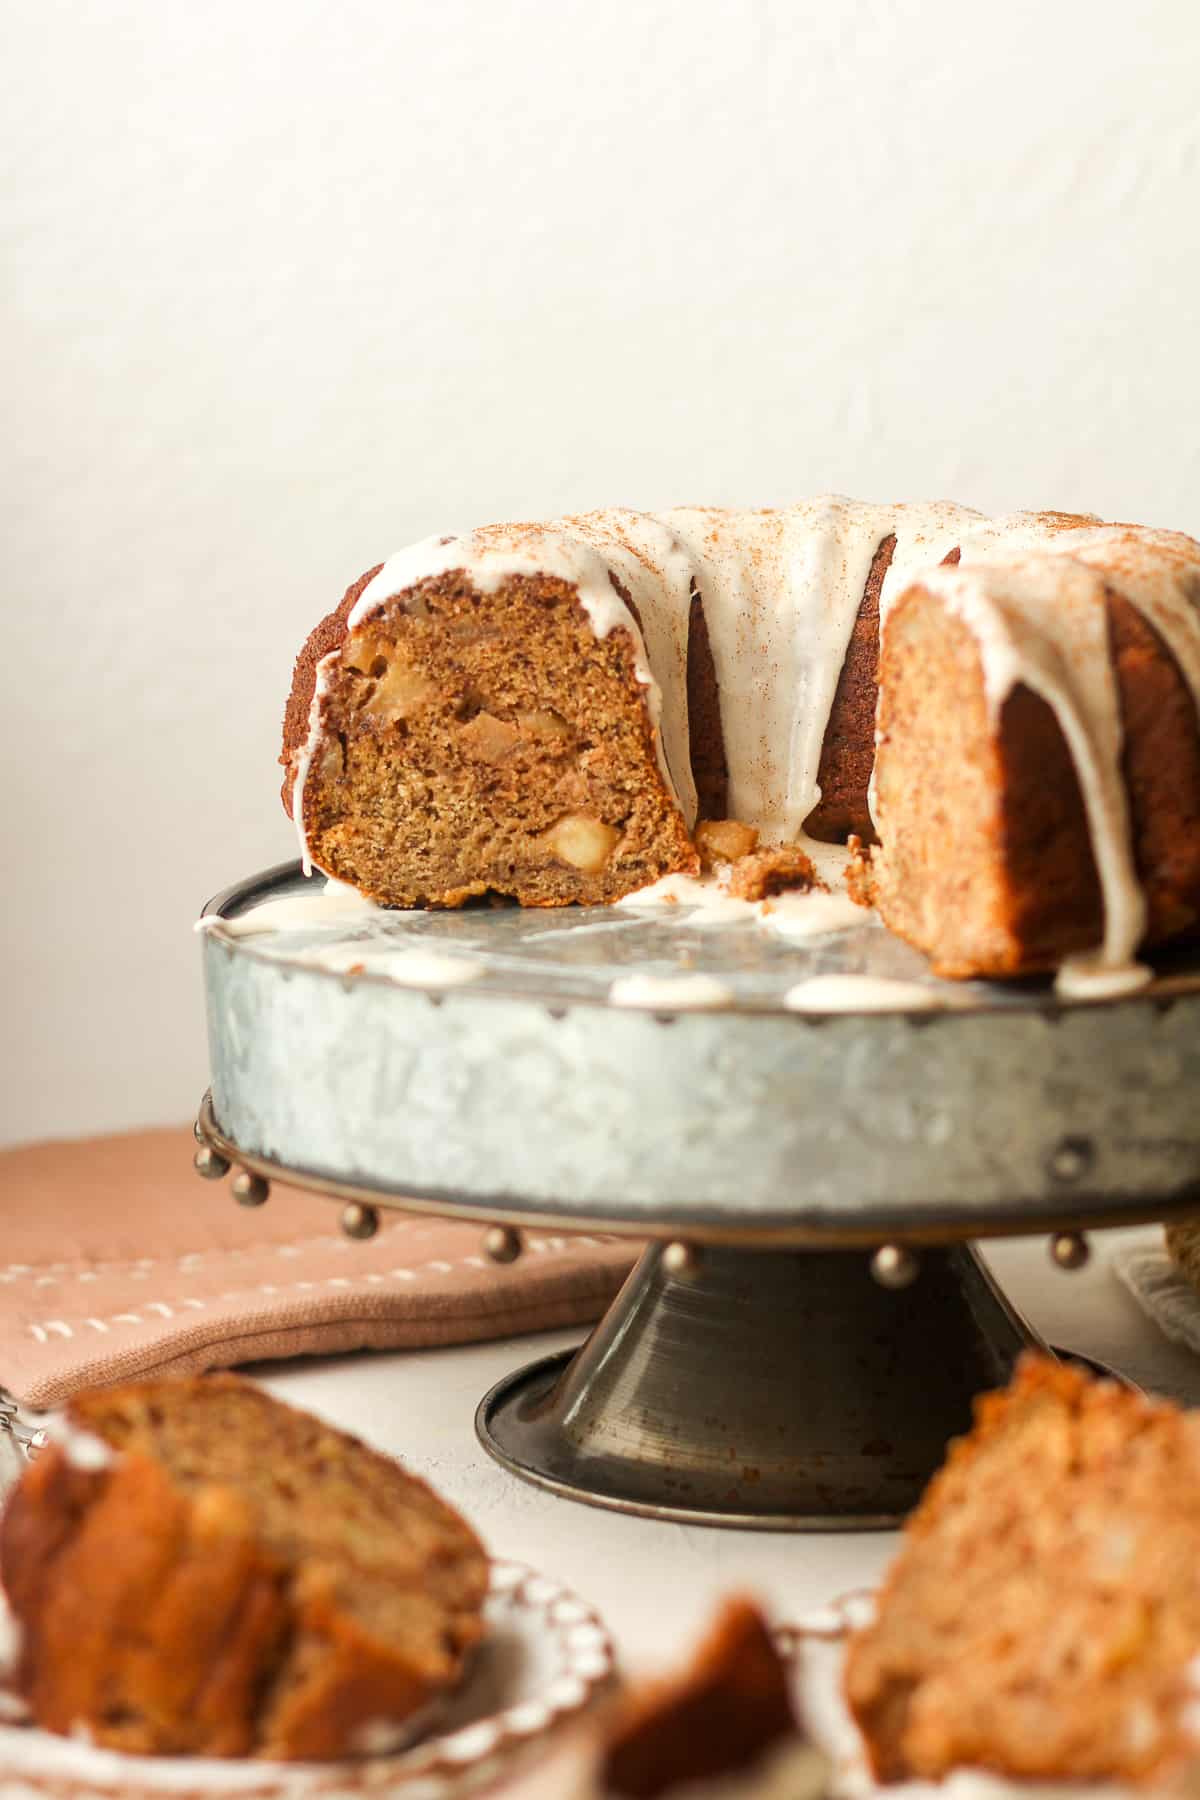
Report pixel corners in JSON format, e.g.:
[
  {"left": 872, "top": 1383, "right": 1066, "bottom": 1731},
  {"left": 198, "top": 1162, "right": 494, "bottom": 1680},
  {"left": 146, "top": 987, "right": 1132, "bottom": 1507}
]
[{"left": 280, "top": 500, "right": 1200, "bottom": 985}]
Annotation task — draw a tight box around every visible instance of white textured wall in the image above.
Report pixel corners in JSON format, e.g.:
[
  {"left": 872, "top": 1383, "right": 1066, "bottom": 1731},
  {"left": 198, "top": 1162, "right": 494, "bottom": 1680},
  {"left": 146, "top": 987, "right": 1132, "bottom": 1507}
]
[{"left": 4, "top": 0, "right": 1199, "bottom": 1145}]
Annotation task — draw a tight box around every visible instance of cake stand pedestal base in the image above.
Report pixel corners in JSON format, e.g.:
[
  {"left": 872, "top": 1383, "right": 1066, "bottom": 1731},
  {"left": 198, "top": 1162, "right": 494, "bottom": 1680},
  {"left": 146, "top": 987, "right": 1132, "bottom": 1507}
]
[{"left": 476, "top": 1240, "right": 1036, "bottom": 1529}]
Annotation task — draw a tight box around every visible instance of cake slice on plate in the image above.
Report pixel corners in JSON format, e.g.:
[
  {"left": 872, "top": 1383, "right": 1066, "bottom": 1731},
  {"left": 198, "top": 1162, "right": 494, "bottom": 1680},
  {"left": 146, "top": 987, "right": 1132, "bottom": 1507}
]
[
  {"left": 0, "top": 1374, "right": 488, "bottom": 1760},
  {"left": 845, "top": 1353, "right": 1200, "bottom": 1785},
  {"left": 591, "top": 1596, "right": 826, "bottom": 1799}
]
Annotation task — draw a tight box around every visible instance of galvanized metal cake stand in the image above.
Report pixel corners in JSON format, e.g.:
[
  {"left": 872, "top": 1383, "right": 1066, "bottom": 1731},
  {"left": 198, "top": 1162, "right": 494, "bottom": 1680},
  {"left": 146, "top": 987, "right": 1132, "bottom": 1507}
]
[{"left": 195, "top": 862, "right": 1200, "bottom": 1531}]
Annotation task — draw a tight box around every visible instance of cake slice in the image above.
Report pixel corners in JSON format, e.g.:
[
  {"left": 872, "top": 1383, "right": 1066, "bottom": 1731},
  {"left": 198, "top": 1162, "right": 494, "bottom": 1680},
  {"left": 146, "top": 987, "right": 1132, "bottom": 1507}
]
[
  {"left": 844, "top": 1354, "right": 1200, "bottom": 1786},
  {"left": 871, "top": 534, "right": 1200, "bottom": 981},
  {"left": 595, "top": 1597, "right": 825, "bottom": 1799},
  {"left": 0, "top": 1375, "right": 488, "bottom": 1760},
  {"left": 281, "top": 525, "right": 699, "bottom": 908}
]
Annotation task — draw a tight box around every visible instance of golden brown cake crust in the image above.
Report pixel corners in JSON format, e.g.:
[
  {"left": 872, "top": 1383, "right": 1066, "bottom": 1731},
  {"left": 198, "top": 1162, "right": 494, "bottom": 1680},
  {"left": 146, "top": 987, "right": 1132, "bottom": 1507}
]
[
  {"left": 844, "top": 1354, "right": 1200, "bottom": 1786},
  {"left": 686, "top": 587, "right": 730, "bottom": 823},
  {"left": 0, "top": 1375, "right": 488, "bottom": 1761},
  {"left": 872, "top": 571, "right": 1200, "bottom": 977},
  {"left": 599, "top": 1598, "right": 797, "bottom": 1800},
  {"left": 806, "top": 532, "right": 895, "bottom": 844},
  {"left": 1108, "top": 592, "right": 1200, "bottom": 945},
  {"left": 280, "top": 565, "right": 379, "bottom": 815}
]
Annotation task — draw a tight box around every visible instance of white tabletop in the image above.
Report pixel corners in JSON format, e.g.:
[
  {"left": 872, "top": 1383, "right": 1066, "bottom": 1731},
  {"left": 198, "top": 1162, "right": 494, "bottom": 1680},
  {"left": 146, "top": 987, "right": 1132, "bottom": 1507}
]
[{"left": 256, "top": 1225, "right": 1200, "bottom": 1685}]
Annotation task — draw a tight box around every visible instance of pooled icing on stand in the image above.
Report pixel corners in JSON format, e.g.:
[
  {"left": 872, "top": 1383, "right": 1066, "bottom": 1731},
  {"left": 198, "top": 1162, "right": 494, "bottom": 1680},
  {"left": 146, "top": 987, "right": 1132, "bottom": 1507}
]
[
  {"left": 608, "top": 972, "right": 735, "bottom": 1010},
  {"left": 196, "top": 877, "right": 383, "bottom": 938},
  {"left": 294, "top": 944, "right": 483, "bottom": 987},
  {"left": 783, "top": 973, "right": 968, "bottom": 1013}
]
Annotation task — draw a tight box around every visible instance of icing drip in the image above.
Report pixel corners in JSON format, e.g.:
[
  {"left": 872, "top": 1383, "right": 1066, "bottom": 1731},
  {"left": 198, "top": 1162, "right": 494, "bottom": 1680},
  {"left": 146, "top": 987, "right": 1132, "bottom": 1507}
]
[
  {"left": 1060, "top": 526, "right": 1200, "bottom": 734},
  {"left": 197, "top": 877, "right": 383, "bottom": 937},
  {"left": 559, "top": 511, "right": 699, "bottom": 825},
  {"left": 662, "top": 499, "right": 898, "bottom": 839},
  {"left": 291, "top": 657, "right": 335, "bottom": 876},
  {"left": 865, "top": 507, "right": 1080, "bottom": 824},
  {"left": 1053, "top": 959, "right": 1154, "bottom": 1002},
  {"left": 615, "top": 869, "right": 752, "bottom": 924},
  {"left": 0, "top": 1604, "right": 23, "bottom": 1677},
  {"left": 53, "top": 1421, "right": 114, "bottom": 1471},
  {"left": 915, "top": 556, "right": 1149, "bottom": 987}
]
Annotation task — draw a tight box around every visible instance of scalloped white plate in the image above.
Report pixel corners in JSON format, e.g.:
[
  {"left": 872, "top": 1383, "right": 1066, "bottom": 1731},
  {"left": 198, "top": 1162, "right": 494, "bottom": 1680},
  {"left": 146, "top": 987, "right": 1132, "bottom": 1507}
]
[{"left": 0, "top": 1561, "right": 613, "bottom": 1799}]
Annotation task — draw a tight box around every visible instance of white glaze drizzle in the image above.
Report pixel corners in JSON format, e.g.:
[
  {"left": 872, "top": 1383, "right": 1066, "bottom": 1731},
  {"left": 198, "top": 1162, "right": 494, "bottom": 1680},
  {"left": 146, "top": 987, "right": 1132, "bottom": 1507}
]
[
  {"left": 558, "top": 510, "right": 698, "bottom": 824},
  {"left": 286, "top": 503, "right": 1200, "bottom": 982},
  {"left": 54, "top": 1420, "right": 115, "bottom": 1471},
  {"left": 910, "top": 555, "right": 1149, "bottom": 988},
  {"left": 615, "top": 869, "right": 864, "bottom": 940},
  {"left": 291, "top": 655, "right": 336, "bottom": 876},
  {"left": 661, "top": 498, "right": 895, "bottom": 839},
  {"left": 295, "top": 944, "right": 483, "bottom": 986},
  {"left": 864, "top": 507, "right": 1084, "bottom": 823},
  {"left": 197, "top": 877, "right": 384, "bottom": 938},
  {"left": 0, "top": 1602, "right": 23, "bottom": 1677},
  {"left": 783, "top": 973, "right": 966, "bottom": 1012},
  {"left": 608, "top": 972, "right": 734, "bottom": 1010},
  {"left": 761, "top": 890, "right": 865, "bottom": 939},
  {"left": 1059, "top": 526, "right": 1200, "bottom": 732}
]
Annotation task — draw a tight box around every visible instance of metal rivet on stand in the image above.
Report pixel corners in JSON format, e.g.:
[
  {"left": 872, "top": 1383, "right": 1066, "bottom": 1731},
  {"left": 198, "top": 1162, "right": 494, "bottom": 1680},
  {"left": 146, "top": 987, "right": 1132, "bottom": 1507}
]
[
  {"left": 662, "top": 1241, "right": 702, "bottom": 1278},
  {"left": 341, "top": 1202, "right": 380, "bottom": 1241},
  {"left": 1046, "top": 1136, "right": 1094, "bottom": 1184},
  {"left": 231, "top": 1169, "right": 270, "bottom": 1208},
  {"left": 193, "top": 1146, "right": 231, "bottom": 1181},
  {"left": 1049, "top": 1230, "right": 1090, "bottom": 1271},
  {"left": 484, "top": 1225, "right": 523, "bottom": 1265},
  {"left": 871, "top": 1244, "right": 919, "bottom": 1290}
]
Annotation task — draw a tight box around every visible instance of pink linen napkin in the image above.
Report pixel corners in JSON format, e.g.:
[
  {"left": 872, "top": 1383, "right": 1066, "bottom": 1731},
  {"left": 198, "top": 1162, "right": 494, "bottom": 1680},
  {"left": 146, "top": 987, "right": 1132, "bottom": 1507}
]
[{"left": 0, "top": 1126, "right": 637, "bottom": 1407}]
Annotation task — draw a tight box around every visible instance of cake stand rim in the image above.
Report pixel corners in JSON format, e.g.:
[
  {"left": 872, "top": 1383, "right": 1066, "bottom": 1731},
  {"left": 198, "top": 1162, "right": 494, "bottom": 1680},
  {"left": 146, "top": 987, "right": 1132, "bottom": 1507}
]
[
  {"left": 200, "top": 860, "right": 1200, "bottom": 1021},
  {"left": 194, "top": 1089, "right": 1200, "bottom": 1246}
]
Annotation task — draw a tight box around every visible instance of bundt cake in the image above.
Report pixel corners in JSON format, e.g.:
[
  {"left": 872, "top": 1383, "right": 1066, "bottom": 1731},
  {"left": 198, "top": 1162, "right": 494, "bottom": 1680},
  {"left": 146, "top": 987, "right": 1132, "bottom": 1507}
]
[
  {"left": 844, "top": 1354, "right": 1200, "bottom": 1786},
  {"left": 0, "top": 1374, "right": 488, "bottom": 1760},
  {"left": 280, "top": 500, "right": 1200, "bottom": 986}
]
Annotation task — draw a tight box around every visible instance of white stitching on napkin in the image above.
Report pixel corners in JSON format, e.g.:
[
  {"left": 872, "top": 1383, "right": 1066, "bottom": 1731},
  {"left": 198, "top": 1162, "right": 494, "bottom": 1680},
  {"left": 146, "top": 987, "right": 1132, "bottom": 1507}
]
[
  {"left": 23, "top": 1235, "right": 626, "bottom": 1343},
  {"left": 4, "top": 1227, "right": 623, "bottom": 1287},
  {"left": 1, "top": 1230, "right": 401, "bottom": 1285}
]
